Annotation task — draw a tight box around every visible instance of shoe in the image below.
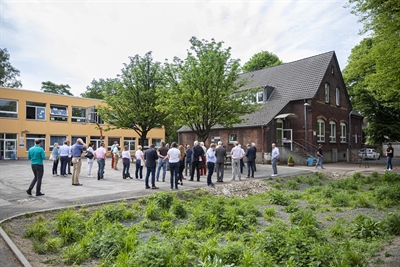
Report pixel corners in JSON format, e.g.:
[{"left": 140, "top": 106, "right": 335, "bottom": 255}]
[
  {"left": 271, "top": 174, "right": 277, "bottom": 177},
  {"left": 156, "top": 179, "right": 159, "bottom": 182},
  {"left": 175, "top": 187, "right": 179, "bottom": 190},
  {"left": 145, "top": 186, "right": 151, "bottom": 189},
  {"left": 26, "top": 189, "right": 32, "bottom": 196},
  {"left": 239, "top": 179, "right": 242, "bottom": 181},
  {"left": 36, "top": 193, "right": 45, "bottom": 196},
  {"left": 162, "top": 180, "right": 165, "bottom": 182},
  {"left": 140, "top": 178, "right": 144, "bottom": 180},
  {"left": 129, "top": 177, "right": 133, "bottom": 179},
  {"left": 73, "top": 183, "right": 83, "bottom": 186},
  {"left": 321, "top": 167, "right": 325, "bottom": 169},
  {"left": 123, "top": 177, "right": 126, "bottom": 179},
  {"left": 170, "top": 188, "right": 174, "bottom": 191},
  {"left": 230, "top": 178, "right": 235, "bottom": 181},
  {"left": 246, "top": 176, "right": 250, "bottom": 178},
  {"left": 189, "top": 179, "right": 193, "bottom": 181},
  {"left": 251, "top": 176, "right": 254, "bottom": 178},
  {"left": 68, "top": 173, "right": 72, "bottom": 175},
  {"left": 87, "top": 175, "right": 94, "bottom": 178},
  {"left": 152, "top": 186, "right": 159, "bottom": 189},
  {"left": 53, "top": 174, "right": 57, "bottom": 177}
]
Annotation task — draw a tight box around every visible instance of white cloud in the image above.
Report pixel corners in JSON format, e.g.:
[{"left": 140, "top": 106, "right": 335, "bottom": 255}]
[{"left": 1, "top": 0, "right": 364, "bottom": 96}]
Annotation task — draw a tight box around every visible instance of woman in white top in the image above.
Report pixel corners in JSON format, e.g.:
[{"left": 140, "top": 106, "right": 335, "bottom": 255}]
[
  {"left": 135, "top": 145, "right": 144, "bottom": 179},
  {"left": 122, "top": 145, "right": 132, "bottom": 179},
  {"left": 167, "top": 142, "right": 181, "bottom": 190},
  {"left": 86, "top": 143, "right": 95, "bottom": 178}
]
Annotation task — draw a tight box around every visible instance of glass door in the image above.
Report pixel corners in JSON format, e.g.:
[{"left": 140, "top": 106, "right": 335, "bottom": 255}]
[{"left": 5, "top": 140, "right": 17, "bottom": 159}]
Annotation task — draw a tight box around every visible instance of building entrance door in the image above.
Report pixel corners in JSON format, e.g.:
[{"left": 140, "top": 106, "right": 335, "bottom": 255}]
[{"left": 0, "top": 134, "right": 17, "bottom": 159}]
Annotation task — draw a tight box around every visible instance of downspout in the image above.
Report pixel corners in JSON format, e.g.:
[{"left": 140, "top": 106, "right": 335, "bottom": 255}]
[{"left": 348, "top": 110, "right": 354, "bottom": 162}]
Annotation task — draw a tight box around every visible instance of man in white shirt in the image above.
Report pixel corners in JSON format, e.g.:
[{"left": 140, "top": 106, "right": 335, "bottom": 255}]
[
  {"left": 271, "top": 143, "right": 280, "bottom": 177},
  {"left": 230, "top": 142, "right": 244, "bottom": 181}
]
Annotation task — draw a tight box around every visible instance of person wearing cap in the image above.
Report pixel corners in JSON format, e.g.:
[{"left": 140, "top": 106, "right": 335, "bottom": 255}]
[
  {"left": 71, "top": 138, "right": 87, "bottom": 186},
  {"left": 386, "top": 142, "right": 394, "bottom": 171}
]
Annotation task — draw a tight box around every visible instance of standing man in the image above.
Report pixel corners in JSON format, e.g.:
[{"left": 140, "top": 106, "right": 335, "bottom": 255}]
[
  {"left": 315, "top": 144, "right": 324, "bottom": 169},
  {"left": 71, "top": 138, "right": 87, "bottom": 186},
  {"left": 113, "top": 144, "right": 120, "bottom": 170},
  {"left": 252, "top": 142, "right": 257, "bottom": 172},
  {"left": 271, "top": 143, "right": 280, "bottom": 177},
  {"left": 230, "top": 142, "right": 244, "bottom": 181},
  {"left": 110, "top": 141, "right": 118, "bottom": 169},
  {"left": 245, "top": 144, "right": 256, "bottom": 178},
  {"left": 155, "top": 142, "right": 169, "bottom": 182},
  {"left": 206, "top": 143, "right": 217, "bottom": 187},
  {"left": 190, "top": 141, "right": 204, "bottom": 182},
  {"left": 167, "top": 142, "right": 180, "bottom": 190},
  {"left": 215, "top": 141, "right": 226, "bottom": 182},
  {"left": 144, "top": 144, "right": 159, "bottom": 189},
  {"left": 67, "top": 140, "right": 72, "bottom": 175},
  {"left": 185, "top": 144, "right": 192, "bottom": 177},
  {"left": 200, "top": 142, "right": 207, "bottom": 176},
  {"left": 386, "top": 142, "right": 394, "bottom": 171},
  {"left": 26, "top": 139, "right": 46, "bottom": 196},
  {"left": 94, "top": 143, "right": 106, "bottom": 180},
  {"left": 59, "top": 140, "right": 70, "bottom": 177}
]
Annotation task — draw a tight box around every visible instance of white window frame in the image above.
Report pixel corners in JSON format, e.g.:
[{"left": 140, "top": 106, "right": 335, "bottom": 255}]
[
  {"left": 124, "top": 138, "right": 136, "bottom": 151},
  {"left": 26, "top": 102, "right": 46, "bottom": 121},
  {"left": 0, "top": 98, "right": 18, "bottom": 118},
  {"left": 317, "top": 119, "right": 325, "bottom": 142},
  {"left": 26, "top": 134, "right": 46, "bottom": 152},
  {"left": 340, "top": 122, "right": 347, "bottom": 143},
  {"left": 152, "top": 138, "right": 162, "bottom": 149},
  {"left": 257, "top": 91, "right": 264, "bottom": 103},
  {"left": 336, "top": 87, "right": 340, "bottom": 106},
  {"left": 50, "top": 105, "right": 68, "bottom": 122},
  {"left": 228, "top": 133, "right": 237, "bottom": 144},
  {"left": 49, "top": 135, "right": 67, "bottom": 151},
  {"left": 325, "top": 83, "right": 329, "bottom": 103},
  {"left": 71, "top": 107, "right": 86, "bottom": 123},
  {"left": 329, "top": 121, "right": 336, "bottom": 143}
]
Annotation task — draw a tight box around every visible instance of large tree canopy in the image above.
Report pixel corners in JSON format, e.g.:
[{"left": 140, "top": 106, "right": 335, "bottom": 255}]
[
  {"left": 81, "top": 78, "right": 118, "bottom": 99},
  {"left": 97, "top": 52, "right": 166, "bottom": 147},
  {"left": 343, "top": 38, "right": 400, "bottom": 144},
  {"left": 347, "top": 0, "right": 400, "bottom": 110},
  {"left": 0, "top": 48, "right": 22, "bottom": 88},
  {"left": 41, "top": 81, "right": 73, "bottom": 96},
  {"left": 160, "top": 37, "right": 260, "bottom": 142},
  {"left": 242, "top": 50, "right": 283, "bottom": 73}
]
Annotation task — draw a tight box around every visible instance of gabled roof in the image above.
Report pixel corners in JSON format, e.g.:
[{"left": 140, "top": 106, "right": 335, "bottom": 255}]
[{"left": 179, "top": 51, "right": 335, "bottom": 132}]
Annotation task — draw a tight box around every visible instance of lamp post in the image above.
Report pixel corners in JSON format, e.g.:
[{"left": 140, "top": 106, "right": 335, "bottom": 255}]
[{"left": 304, "top": 103, "right": 311, "bottom": 152}]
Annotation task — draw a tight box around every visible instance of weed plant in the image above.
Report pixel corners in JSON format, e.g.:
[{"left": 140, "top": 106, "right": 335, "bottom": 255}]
[{"left": 20, "top": 171, "right": 400, "bottom": 266}]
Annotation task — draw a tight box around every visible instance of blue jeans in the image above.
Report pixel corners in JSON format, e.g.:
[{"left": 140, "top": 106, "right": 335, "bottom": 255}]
[
  {"left": 169, "top": 162, "right": 180, "bottom": 189},
  {"left": 123, "top": 161, "right": 130, "bottom": 178},
  {"left": 272, "top": 158, "right": 278, "bottom": 175},
  {"left": 315, "top": 156, "right": 324, "bottom": 169},
  {"left": 156, "top": 158, "right": 167, "bottom": 181},
  {"left": 135, "top": 160, "right": 143, "bottom": 178},
  {"left": 207, "top": 162, "right": 215, "bottom": 185},
  {"left": 97, "top": 158, "right": 105, "bottom": 179},
  {"left": 52, "top": 158, "right": 59, "bottom": 175},
  {"left": 29, "top": 164, "right": 44, "bottom": 194},
  {"left": 145, "top": 167, "right": 156, "bottom": 187},
  {"left": 60, "top": 156, "right": 68, "bottom": 175},
  {"left": 386, "top": 157, "right": 393, "bottom": 170}
]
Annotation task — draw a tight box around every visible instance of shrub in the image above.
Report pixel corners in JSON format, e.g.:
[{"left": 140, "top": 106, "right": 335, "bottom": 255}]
[
  {"left": 283, "top": 203, "right": 299, "bottom": 213},
  {"left": 287, "top": 180, "right": 299, "bottom": 190},
  {"left": 374, "top": 184, "right": 400, "bottom": 204},
  {"left": 23, "top": 216, "right": 49, "bottom": 241},
  {"left": 264, "top": 207, "right": 276, "bottom": 217},
  {"left": 55, "top": 209, "right": 85, "bottom": 244},
  {"left": 330, "top": 192, "right": 351, "bottom": 207},
  {"left": 172, "top": 200, "right": 188, "bottom": 219},
  {"left": 328, "top": 218, "right": 348, "bottom": 238},
  {"left": 100, "top": 203, "right": 128, "bottom": 222},
  {"left": 268, "top": 190, "right": 291, "bottom": 206},
  {"left": 351, "top": 214, "right": 384, "bottom": 239},
  {"left": 149, "top": 192, "right": 174, "bottom": 210},
  {"left": 145, "top": 201, "right": 162, "bottom": 221},
  {"left": 382, "top": 212, "right": 400, "bottom": 235},
  {"left": 290, "top": 209, "right": 318, "bottom": 227},
  {"left": 62, "top": 242, "right": 90, "bottom": 265}
]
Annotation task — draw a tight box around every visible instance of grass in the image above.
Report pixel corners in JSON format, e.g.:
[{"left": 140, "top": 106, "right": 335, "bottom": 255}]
[{"left": 8, "top": 171, "right": 400, "bottom": 266}]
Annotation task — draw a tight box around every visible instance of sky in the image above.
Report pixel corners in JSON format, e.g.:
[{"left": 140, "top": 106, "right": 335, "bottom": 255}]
[{"left": 1, "top": 0, "right": 365, "bottom": 97}]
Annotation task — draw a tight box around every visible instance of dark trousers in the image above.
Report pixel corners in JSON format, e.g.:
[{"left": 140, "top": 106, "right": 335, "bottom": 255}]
[
  {"left": 52, "top": 159, "right": 59, "bottom": 174},
  {"left": 387, "top": 157, "right": 393, "bottom": 170},
  {"left": 97, "top": 159, "right": 105, "bottom": 179},
  {"left": 29, "top": 164, "right": 44, "bottom": 194},
  {"left": 185, "top": 161, "right": 192, "bottom": 176},
  {"left": 145, "top": 167, "right": 156, "bottom": 187},
  {"left": 67, "top": 157, "right": 72, "bottom": 173},
  {"left": 207, "top": 162, "right": 215, "bottom": 186},
  {"left": 179, "top": 160, "right": 185, "bottom": 182},
  {"left": 240, "top": 159, "right": 244, "bottom": 173},
  {"left": 123, "top": 161, "right": 130, "bottom": 178},
  {"left": 247, "top": 160, "right": 255, "bottom": 177},
  {"left": 60, "top": 156, "right": 68, "bottom": 175},
  {"left": 169, "top": 162, "right": 180, "bottom": 189},
  {"left": 191, "top": 161, "right": 201, "bottom": 181},
  {"left": 135, "top": 160, "right": 143, "bottom": 179},
  {"left": 215, "top": 162, "right": 224, "bottom": 181}
]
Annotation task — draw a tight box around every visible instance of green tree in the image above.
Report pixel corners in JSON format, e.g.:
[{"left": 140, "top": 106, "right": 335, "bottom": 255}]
[
  {"left": 242, "top": 50, "right": 283, "bottom": 73},
  {"left": 343, "top": 38, "right": 400, "bottom": 144},
  {"left": 41, "top": 81, "right": 73, "bottom": 96},
  {"left": 347, "top": 0, "right": 400, "bottom": 110},
  {"left": 0, "top": 48, "right": 22, "bottom": 88},
  {"left": 97, "top": 52, "right": 166, "bottom": 147},
  {"left": 81, "top": 78, "right": 118, "bottom": 99},
  {"left": 160, "top": 37, "right": 260, "bottom": 142}
]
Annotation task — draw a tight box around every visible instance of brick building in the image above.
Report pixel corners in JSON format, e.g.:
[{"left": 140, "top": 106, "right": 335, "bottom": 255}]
[{"left": 178, "top": 51, "right": 363, "bottom": 164}]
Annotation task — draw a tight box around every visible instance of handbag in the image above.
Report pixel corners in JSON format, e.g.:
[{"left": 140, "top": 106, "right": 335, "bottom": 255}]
[
  {"left": 141, "top": 159, "right": 145, "bottom": 166},
  {"left": 49, "top": 153, "right": 55, "bottom": 161},
  {"left": 84, "top": 150, "right": 94, "bottom": 159}
]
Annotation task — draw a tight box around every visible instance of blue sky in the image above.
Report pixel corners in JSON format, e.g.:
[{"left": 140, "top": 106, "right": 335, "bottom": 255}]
[{"left": 1, "top": 0, "right": 364, "bottom": 96}]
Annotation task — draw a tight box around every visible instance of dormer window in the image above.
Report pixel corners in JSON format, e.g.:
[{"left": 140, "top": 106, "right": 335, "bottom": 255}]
[
  {"left": 325, "top": 83, "right": 330, "bottom": 103},
  {"left": 331, "top": 66, "right": 334, "bottom": 75},
  {"left": 257, "top": 91, "right": 264, "bottom": 103}
]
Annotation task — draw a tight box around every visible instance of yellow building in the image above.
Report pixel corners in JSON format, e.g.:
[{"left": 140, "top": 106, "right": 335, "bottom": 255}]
[{"left": 0, "top": 87, "right": 165, "bottom": 159}]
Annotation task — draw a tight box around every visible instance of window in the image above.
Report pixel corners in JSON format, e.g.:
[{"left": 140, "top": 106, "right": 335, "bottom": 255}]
[
  {"left": 317, "top": 119, "right": 325, "bottom": 142},
  {"left": 26, "top": 102, "right": 46, "bottom": 120},
  {"left": 340, "top": 122, "right": 347, "bottom": 143},
  {"left": 50, "top": 105, "right": 68, "bottom": 122},
  {"left": 331, "top": 66, "right": 334, "bottom": 74},
  {"left": 49, "top": 135, "right": 67, "bottom": 151},
  {"left": 211, "top": 136, "right": 221, "bottom": 142},
  {"left": 229, "top": 133, "right": 237, "bottom": 144},
  {"left": 0, "top": 99, "right": 18, "bottom": 118},
  {"left": 90, "top": 136, "right": 104, "bottom": 150},
  {"left": 143, "top": 138, "right": 149, "bottom": 149},
  {"left": 71, "top": 107, "right": 86, "bottom": 123},
  {"left": 329, "top": 121, "right": 336, "bottom": 142},
  {"left": 355, "top": 133, "right": 358, "bottom": 144},
  {"left": 324, "top": 83, "right": 329, "bottom": 103},
  {"left": 71, "top": 136, "right": 86, "bottom": 145},
  {"left": 336, "top": 87, "right": 340, "bottom": 106},
  {"left": 152, "top": 138, "right": 162, "bottom": 149},
  {"left": 108, "top": 137, "right": 120, "bottom": 152},
  {"left": 257, "top": 91, "right": 264, "bottom": 103},
  {"left": 124, "top": 137, "right": 136, "bottom": 151},
  {"left": 26, "top": 134, "right": 46, "bottom": 151},
  {"left": 87, "top": 107, "right": 104, "bottom": 124}
]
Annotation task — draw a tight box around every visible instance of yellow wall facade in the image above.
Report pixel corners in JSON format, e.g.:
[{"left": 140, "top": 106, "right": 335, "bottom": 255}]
[{"left": 0, "top": 87, "right": 165, "bottom": 159}]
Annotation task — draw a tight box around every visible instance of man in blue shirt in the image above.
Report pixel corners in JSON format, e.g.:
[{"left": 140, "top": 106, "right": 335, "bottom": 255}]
[
  {"left": 185, "top": 144, "right": 193, "bottom": 177},
  {"left": 27, "top": 139, "right": 46, "bottom": 196},
  {"left": 71, "top": 138, "right": 87, "bottom": 186}
]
